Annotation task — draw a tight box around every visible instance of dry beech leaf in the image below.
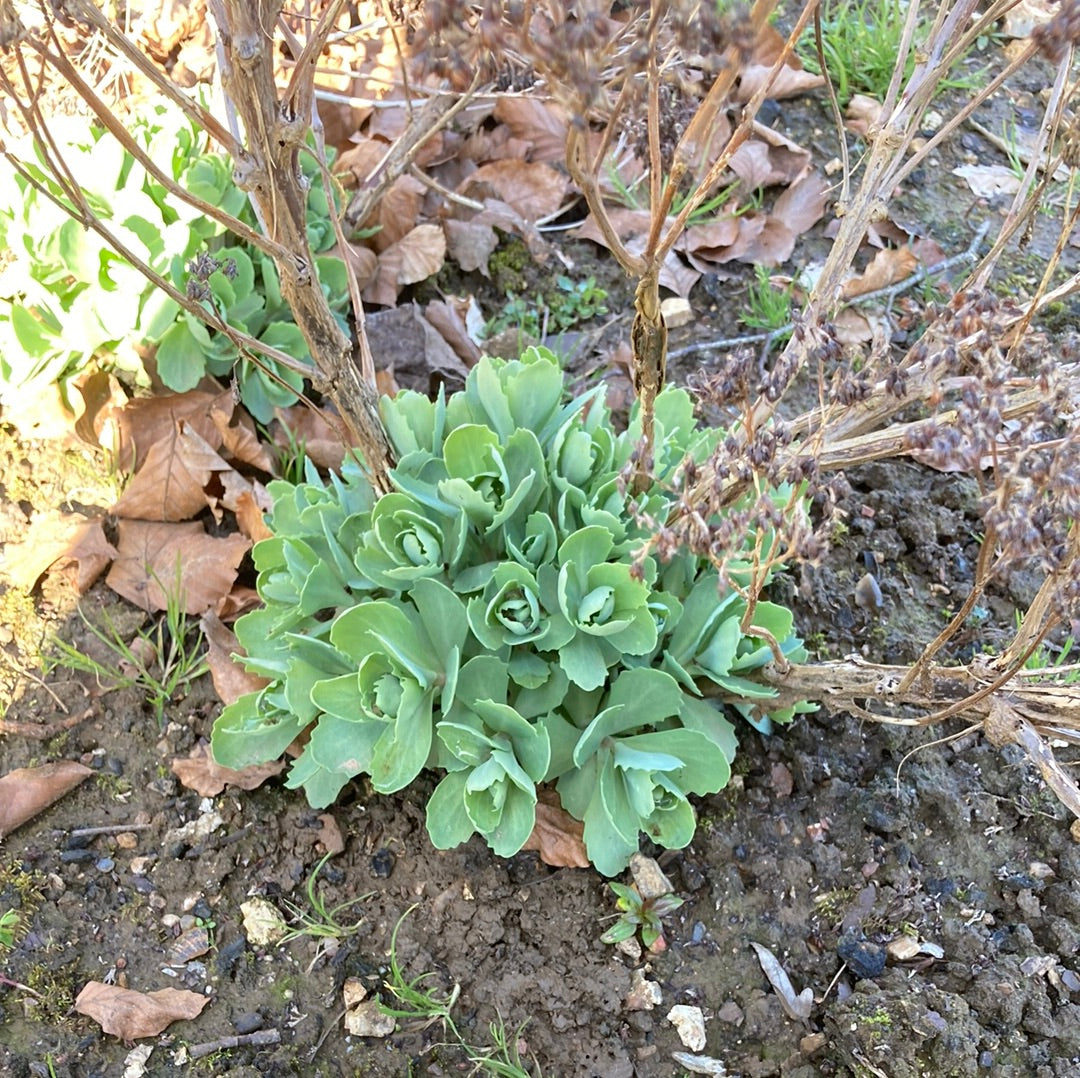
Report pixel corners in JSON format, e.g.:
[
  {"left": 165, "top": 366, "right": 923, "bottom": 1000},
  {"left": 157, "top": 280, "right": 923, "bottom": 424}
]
[
  {"left": 364, "top": 223, "right": 446, "bottom": 306},
  {"left": 492, "top": 97, "right": 568, "bottom": 163},
  {"left": 521, "top": 788, "right": 590, "bottom": 868},
  {"left": 171, "top": 741, "right": 283, "bottom": 797},
  {"left": 0, "top": 761, "right": 94, "bottom": 839},
  {"left": 325, "top": 239, "right": 378, "bottom": 292},
  {"left": 75, "top": 982, "right": 209, "bottom": 1040},
  {"left": 214, "top": 585, "right": 261, "bottom": 622},
  {"left": 211, "top": 407, "right": 275, "bottom": 473},
  {"left": 845, "top": 93, "right": 883, "bottom": 137},
  {"left": 840, "top": 246, "right": 919, "bottom": 300},
  {"left": 200, "top": 610, "right": 269, "bottom": 704},
  {"left": 366, "top": 305, "right": 470, "bottom": 394},
  {"left": 106, "top": 520, "right": 249, "bottom": 614},
  {"left": 750, "top": 942, "right": 814, "bottom": 1021},
  {"left": 117, "top": 390, "right": 231, "bottom": 473},
  {"left": 444, "top": 217, "right": 501, "bottom": 275},
  {"left": 459, "top": 160, "right": 568, "bottom": 221},
  {"left": 728, "top": 124, "right": 811, "bottom": 189},
  {"left": 952, "top": 164, "right": 1022, "bottom": 199},
  {"left": 233, "top": 488, "right": 274, "bottom": 543},
  {"left": 113, "top": 421, "right": 234, "bottom": 522},
  {"left": 4, "top": 510, "right": 117, "bottom": 593},
  {"left": 424, "top": 299, "right": 483, "bottom": 368},
  {"left": 317, "top": 813, "right": 346, "bottom": 855},
  {"left": 369, "top": 174, "right": 426, "bottom": 252}
]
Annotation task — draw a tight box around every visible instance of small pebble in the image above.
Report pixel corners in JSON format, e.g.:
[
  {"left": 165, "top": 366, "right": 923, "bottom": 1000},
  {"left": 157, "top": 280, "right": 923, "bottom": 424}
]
[
  {"left": 191, "top": 898, "right": 213, "bottom": 921},
  {"left": 371, "top": 849, "right": 395, "bottom": 879},
  {"left": 95, "top": 858, "right": 115, "bottom": 872},
  {"left": 979, "top": 1050, "right": 994, "bottom": 1068},
  {"left": 216, "top": 937, "right": 247, "bottom": 976},
  {"left": 233, "top": 1012, "right": 264, "bottom": 1035},
  {"left": 115, "top": 832, "right": 138, "bottom": 850},
  {"left": 837, "top": 934, "right": 887, "bottom": 980},
  {"left": 59, "top": 849, "right": 95, "bottom": 864},
  {"left": 667, "top": 1005, "right": 707, "bottom": 1052}
]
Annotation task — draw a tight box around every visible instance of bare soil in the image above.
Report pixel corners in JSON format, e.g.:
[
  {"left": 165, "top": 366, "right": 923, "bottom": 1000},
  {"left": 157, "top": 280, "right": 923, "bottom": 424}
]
[{"left": 4, "top": 55, "right": 1080, "bottom": 1078}]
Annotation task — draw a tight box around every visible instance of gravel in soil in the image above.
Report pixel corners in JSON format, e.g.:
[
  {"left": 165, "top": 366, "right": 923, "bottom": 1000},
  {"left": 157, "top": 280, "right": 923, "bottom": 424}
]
[{"left": 2, "top": 427, "right": 1080, "bottom": 1078}]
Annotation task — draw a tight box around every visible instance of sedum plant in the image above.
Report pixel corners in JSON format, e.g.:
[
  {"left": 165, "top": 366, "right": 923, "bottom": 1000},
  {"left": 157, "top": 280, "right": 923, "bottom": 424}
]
[{"left": 212, "top": 348, "right": 811, "bottom": 874}]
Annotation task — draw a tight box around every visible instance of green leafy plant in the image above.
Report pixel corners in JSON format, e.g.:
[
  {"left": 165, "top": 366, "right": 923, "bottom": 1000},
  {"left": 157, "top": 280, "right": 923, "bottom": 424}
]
[
  {"left": 795, "top": 0, "right": 967, "bottom": 106},
  {"left": 47, "top": 576, "right": 209, "bottom": 725},
  {"left": 0, "top": 908, "right": 21, "bottom": 950},
  {"left": 484, "top": 275, "right": 608, "bottom": 341},
  {"left": 212, "top": 347, "right": 811, "bottom": 874},
  {"left": 599, "top": 882, "right": 684, "bottom": 953},
  {"left": 0, "top": 101, "right": 347, "bottom": 419}
]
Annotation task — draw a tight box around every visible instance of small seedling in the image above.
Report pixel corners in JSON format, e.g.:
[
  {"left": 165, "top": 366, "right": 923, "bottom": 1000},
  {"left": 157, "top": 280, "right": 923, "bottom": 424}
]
[
  {"left": 484, "top": 275, "right": 608, "bottom": 342},
  {"left": 740, "top": 264, "right": 794, "bottom": 343},
  {"left": 278, "top": 853, "right": 372, "bottom": 943},
  {"left": 379, "top": 905, "right": 460, "bottom": 1024},
  {"left": 47, "top": 575, "right": 208, "bottom": 725},
  {"left": 0, "top": 907, "right": 21, "bottom": 950},
  {"left": 600, "top": 882, "right": 684, "bottom": 953}
]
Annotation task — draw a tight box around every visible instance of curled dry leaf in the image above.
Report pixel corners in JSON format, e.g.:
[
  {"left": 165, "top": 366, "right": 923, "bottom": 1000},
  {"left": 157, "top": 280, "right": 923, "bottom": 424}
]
[
  {"left": 459, "top": 160, "right": 569, "bottom": 222},
  {"left": 840, "top": 246, "right": 920, "bottom": 300},
  {"left": 75, "top": 981, "right": 209, "bottom": 1040},
  {"left": 364, "top": 223, "right": 447, "bottom": 306},
  {"left": 521, "top": 787, "right": 590, "bottom": 868},
  {"left": 4, "top": 510, "right": 117, "bottom": 594},
  {"left": 750, "top": 941, "right": 813, "bottom": 1021},
  {"left": 106, "top": 520, "right": 249, "bottom": 614},
  {"left": 0, "top": 761, "right": 94, "bottom": 839},
  {"left": 116, "top": 390, "right": 232, "bottom": 473},
  {"left": 171, "top": 741, "right": 283, "bottom": 797},
  {"left": 492, "top": 97, "right": 569, "bottom": 163},
  {"left": 199, "top": 610, "right": 269, "bottom": 705},
  {"left": 952, "top": 164, "right": 1022, "bottom": 200}
]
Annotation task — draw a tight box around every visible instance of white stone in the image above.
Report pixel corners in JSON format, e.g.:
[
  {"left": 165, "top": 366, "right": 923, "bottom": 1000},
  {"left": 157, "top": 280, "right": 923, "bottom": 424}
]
[{"left": 667, "top": 1004, "right": 707, "bottom": 1051}]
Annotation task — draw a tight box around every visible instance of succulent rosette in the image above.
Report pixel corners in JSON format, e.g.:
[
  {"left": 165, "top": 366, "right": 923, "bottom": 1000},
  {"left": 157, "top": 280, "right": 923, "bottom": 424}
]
[{"left": 213, "top": 346, "right": 810, "bottom": 874}]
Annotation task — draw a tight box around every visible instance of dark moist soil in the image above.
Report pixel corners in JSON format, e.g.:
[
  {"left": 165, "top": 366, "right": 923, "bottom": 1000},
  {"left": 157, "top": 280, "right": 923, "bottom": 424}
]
[{"left": 5, "top": 56, "right": 1080, "bottom": 1078}]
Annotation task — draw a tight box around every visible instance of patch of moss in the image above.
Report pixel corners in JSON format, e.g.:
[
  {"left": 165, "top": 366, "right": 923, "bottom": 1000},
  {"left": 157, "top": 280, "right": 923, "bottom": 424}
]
[{"left": 487, "top": 235, "right": 532, "bottom": 295}]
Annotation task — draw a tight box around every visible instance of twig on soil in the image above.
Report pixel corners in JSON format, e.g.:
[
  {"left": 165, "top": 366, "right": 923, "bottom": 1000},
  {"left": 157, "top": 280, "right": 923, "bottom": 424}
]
[
  {"left": 0, "top": 653, "right": 75, "bottom": 713},
  {"left": 66, "top": 823, "right": 154, "bottom": 839},
  {"left": 667, "top": 221, "right": 991, "bottom": 362},
  {"left": 0, "top": 707, "right": 93, "bottom": 740},
  {"left": 188, "top": 1029, "right": 282, "bottom": 1059}
]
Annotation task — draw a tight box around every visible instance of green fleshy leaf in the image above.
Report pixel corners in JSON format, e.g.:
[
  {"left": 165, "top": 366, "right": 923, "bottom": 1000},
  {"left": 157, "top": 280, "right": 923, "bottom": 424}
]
[
  {"left": 426, "top": 770, "right": 476, "bottom": 848},
  {"left": 211, "top": 692, "right": 307, "bottom": 770}
]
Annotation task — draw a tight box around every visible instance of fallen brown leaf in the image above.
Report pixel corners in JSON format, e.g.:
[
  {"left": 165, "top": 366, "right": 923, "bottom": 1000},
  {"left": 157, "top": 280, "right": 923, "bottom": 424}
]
[
  {"left": 75, "top": 981, "right": 209, "bottom": 1040},
  {"left": 840, "top": 246, "right": 920, "bottom": 300},
  {"left": 492, "top": 97, "right": 569, "bottom": 163},
  {"left": 364, "top": 223, "right": 447, "bottom": 306},
  {"left": 0, "top": 761, "right": 94, "bottom": 839},
  {"left": 425, "top": 298, "right": 483, "bottom": 368},
  {"left": 459, "top": 160, "right": 568, "bottom": 222},
  {"left": 317, "top": 812, "right": 346, "bottom": 855},
  {"left": 200, "top": 610, "right": 269, "bottom": 704},
  {"left": 106, "top": 520, "right": 250, "bottom": 614},
  {"left": 522, "top": 788, "right": 590, "bottom": 868},
  {"left": 171, "top": 741, "right": 283, "bottom": 796},
  {"left": 116, "top": 390, "right": 232, "bottom": 473},
  {"left": 366, "top": 304, "right": 470, "bottom": 394},
  {"left": 112, "top": 420, "right": 235, "bottom": 522},
  {"left": 4, "top": 511, "right": 117, "bottom": 594}
]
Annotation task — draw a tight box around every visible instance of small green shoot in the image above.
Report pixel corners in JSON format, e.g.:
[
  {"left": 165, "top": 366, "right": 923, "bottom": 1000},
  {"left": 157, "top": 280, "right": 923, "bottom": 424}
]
[
  {"left": 379, "top": 905, "right": 460, "bottom": 1023},
  {"left": 484, "top": 275, "right": 608, "bottom": 342},
  {"left": 0, "top": 907, "right": 21, "bottom": 950},
  {"left": 279, "top": 853, "right": 372, "bottom": 943},
  {"left": 380, "top": 907, "right": 540, "bottom": 1076},
  {"left": 740, "top": 265, "right": 794, "bottom": 343},
  {"left": 47, "top": 572, "right": 208, "bottom": 725},
  {"left": 600, "top": 882, "right": 684, "bottom": 954},
  {"left": 1016, "top": 612, "right": 1080, "bottom": 683}
]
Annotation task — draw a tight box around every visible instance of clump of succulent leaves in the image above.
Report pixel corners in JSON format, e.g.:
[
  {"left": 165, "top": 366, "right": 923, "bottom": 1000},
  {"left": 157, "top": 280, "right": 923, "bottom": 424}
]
[
  {"left": 212, "top": 348, "right": 811, "bottom": 874},
  {"left": 0, "top": 102, "right": 347, "bottom": 420}
]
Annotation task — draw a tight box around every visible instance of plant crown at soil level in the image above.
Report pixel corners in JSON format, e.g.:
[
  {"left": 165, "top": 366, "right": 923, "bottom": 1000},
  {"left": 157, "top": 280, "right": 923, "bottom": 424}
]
[{"left": 211, "top": 348, "right": 811, "bottom": 874}]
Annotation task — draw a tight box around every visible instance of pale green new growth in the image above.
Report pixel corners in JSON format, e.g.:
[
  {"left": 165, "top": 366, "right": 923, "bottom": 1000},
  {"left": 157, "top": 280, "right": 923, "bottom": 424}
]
[{"left": 212, "top": 348, "right": 811, "bottom": 874}]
